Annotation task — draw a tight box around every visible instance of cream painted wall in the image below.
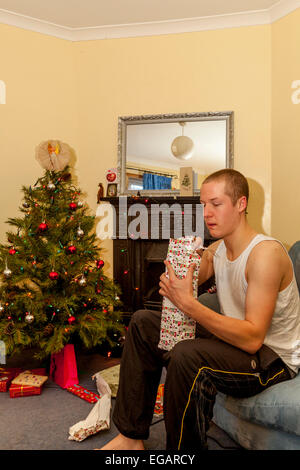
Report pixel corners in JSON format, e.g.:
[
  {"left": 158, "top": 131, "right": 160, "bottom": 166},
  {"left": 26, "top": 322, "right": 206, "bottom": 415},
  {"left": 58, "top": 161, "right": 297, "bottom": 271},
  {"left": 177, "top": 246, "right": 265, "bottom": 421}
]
[
  {"left": 0, "top": 24, "right": 78, "bottom": 243},
  {"left": 271, "top": 9, "right": 300, "bottom": 248},
  {"left": 0, "top": 22, "right": 273, "bottom": 277}
]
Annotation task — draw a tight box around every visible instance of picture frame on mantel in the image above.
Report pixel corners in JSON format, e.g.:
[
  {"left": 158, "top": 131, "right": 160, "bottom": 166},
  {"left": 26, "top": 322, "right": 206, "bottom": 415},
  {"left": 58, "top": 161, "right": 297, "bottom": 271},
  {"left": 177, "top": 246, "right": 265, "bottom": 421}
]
[
  {"left": 106, "top": 183, "right": 117, "bottom": 197},
  {"left": 179, "top": 167, "right": 193, "bottom": 196}
]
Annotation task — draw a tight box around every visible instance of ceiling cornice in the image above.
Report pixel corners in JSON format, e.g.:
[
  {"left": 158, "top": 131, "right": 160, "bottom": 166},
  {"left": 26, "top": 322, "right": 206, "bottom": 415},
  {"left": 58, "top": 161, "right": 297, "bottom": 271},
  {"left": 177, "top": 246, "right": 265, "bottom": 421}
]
[{"left": 0, "top": 0, "right": 300, "bottom": 41}]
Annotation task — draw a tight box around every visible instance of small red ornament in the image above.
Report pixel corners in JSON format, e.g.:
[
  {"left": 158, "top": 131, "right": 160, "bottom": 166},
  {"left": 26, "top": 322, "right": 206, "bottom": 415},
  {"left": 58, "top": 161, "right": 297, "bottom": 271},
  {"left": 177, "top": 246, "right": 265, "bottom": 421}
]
[
  {"left": 49, "top": 271, "right": 59, "bottom": 280},
  {"left": 9, "top": 248, "right": 16, "bottom": 255},
  {"left": 67, "top": 245, "right": 77, "bottom": 254},
  {"left": 96, "top": 259, "right": 105, "bottom": 269},
  {"left": 68, "top": 315, "right": 76, "bottom": 325},
  {"left": 69, "top": 202, "right": 77, "bottom": 211},
  {"left": 38, "top": 222, "right": 48, "bottom": 232}
]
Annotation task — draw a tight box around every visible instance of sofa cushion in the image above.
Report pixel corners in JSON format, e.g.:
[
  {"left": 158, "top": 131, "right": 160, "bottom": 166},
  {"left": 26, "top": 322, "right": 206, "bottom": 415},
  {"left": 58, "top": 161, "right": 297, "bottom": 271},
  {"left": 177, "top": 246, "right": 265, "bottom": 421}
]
[{"left": 216, "top": 372, "right": 300, "bottom": 436}]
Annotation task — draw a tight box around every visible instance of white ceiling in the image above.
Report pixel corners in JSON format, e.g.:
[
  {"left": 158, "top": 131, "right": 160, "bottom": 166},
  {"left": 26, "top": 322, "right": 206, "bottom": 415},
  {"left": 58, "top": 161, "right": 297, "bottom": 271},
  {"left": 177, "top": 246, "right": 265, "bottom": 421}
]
[
  {"left": 0, "top": 0, "right": 279, "bottom": 28},
  {"left": 0, "top": 0, "right": 299, "bottom": 40}
]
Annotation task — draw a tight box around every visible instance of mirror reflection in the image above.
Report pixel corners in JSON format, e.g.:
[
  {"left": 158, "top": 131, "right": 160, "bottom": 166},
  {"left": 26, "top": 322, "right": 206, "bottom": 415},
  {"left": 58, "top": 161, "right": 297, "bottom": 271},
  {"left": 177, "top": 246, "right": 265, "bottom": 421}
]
[{"left": 118, "top": 112, "right": 234, "bottom": 196}]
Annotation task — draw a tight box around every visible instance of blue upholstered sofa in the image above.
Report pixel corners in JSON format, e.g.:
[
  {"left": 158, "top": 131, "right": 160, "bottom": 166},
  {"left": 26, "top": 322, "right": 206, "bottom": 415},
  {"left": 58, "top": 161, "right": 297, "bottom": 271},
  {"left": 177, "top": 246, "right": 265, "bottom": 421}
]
[{"left": 200, "top": 240, "right": 300, "bottom": 450}]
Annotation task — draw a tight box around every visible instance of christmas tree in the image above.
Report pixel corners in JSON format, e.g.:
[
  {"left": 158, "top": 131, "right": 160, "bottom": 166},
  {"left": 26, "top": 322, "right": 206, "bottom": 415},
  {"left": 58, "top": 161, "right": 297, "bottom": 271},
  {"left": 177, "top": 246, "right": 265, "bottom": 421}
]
[{"left": 0, "top": 148, "right": 123, "bottom": 359}]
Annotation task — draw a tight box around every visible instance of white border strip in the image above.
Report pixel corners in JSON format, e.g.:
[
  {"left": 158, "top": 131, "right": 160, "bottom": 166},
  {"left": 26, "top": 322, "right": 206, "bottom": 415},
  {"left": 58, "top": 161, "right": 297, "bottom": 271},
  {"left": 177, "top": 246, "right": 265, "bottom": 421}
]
[
  {"left": 72, "top": 10, "right": 270, "bottom": 41},
  {"left": 0, "top": 0, "right": 299, "bottom": 41},
  {"left": 269, "top": 0, "right": 300, "bottom": 21},
  {"left": 0, "top": 8, "right": 73, "bottom": 40}
]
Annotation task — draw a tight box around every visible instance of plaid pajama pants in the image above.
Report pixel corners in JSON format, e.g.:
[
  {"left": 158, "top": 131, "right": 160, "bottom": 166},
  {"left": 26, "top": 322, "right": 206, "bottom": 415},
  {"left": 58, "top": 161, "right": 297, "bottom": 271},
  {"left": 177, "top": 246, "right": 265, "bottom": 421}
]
[{"left": 112, "top": 296, "right": 293, "bottom": 450}]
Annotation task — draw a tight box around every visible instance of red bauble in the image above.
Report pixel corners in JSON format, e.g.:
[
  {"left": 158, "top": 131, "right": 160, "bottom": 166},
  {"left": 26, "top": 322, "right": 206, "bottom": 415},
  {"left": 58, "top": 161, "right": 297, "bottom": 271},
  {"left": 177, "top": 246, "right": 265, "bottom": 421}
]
[
  {"left": 68, "top": 315, "right": 76, "bottom": 325},
  {"left": 38, "top": 222, "right": 48, "bottom": 232},
  {"left": 9, "top": 248, "right": 16, "bottom": 255},
  {"left": 49, "top": 271, "right": 59, "bottom": 280},
  {"left": 69, "top": 202, "right": 77, "bottom": 211},
  {"left": 96, "top": 259, "right": 105, "bottom": 269},
  {"left": 67, "top": 245, "right": 77, "bottom": 254}
]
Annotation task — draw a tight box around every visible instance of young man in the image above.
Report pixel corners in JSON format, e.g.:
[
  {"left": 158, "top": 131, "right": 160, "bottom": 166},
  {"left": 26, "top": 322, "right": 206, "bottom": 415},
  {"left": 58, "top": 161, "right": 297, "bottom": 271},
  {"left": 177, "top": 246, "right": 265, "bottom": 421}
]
[{"left": 101, "top": 169, "right": 300, "bottom": 450}]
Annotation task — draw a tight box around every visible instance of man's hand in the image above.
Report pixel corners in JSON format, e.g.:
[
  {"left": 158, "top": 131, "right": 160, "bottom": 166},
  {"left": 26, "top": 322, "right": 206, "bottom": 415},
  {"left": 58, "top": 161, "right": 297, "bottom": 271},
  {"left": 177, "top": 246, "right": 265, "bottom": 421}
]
[{"left": 159, "top": 261, "right": 196, "bottom": 312}]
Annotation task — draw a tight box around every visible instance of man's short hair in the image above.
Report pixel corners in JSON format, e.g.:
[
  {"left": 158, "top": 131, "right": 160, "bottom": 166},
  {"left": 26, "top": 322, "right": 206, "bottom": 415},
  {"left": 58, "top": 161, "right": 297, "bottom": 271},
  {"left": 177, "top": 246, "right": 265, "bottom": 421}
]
[{"left": 202, "top": 169, "right": 249, "bottom": 207}]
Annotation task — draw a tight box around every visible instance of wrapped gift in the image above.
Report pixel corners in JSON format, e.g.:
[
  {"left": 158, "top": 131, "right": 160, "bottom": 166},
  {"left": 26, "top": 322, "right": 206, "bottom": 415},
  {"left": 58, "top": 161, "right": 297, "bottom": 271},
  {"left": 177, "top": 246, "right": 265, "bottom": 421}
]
[
  {"left": 12, "top": 370, "right": 48, "bottom": 387},
  {"left": 154, "top": 383, "right": 164, "bottom": 416},
  {"left": 9, "top": 383, "right": 42, "bottom": 398},
  {"left": 95, "top": 364, "right": 120, "bottom": 397},
  {"left": 9, "top": 368, "right": 47, "bottom": 398},
  {"left": 158, "top": 236, "right": 202, "bottom": 351},
  {"left": 67, "top": 384, "right": 100, "bottom": 403},
  {"left": 0, "top": 367, "right": 22, "bottom": 392}
]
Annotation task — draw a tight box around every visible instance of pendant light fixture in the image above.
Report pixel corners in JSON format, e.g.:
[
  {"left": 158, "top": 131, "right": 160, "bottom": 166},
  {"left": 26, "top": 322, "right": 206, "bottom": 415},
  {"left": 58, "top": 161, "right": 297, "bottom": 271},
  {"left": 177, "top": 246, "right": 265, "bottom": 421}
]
[{"left": 171, "top": 122, "right": 194, "bottom": 160}]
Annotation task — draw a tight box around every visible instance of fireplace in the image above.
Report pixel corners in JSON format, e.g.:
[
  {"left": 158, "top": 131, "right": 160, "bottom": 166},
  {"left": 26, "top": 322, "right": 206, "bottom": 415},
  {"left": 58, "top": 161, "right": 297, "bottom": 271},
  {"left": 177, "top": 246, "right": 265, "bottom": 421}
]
[{"left": 102, "top": 196, "right": 214, "bottom": 319}]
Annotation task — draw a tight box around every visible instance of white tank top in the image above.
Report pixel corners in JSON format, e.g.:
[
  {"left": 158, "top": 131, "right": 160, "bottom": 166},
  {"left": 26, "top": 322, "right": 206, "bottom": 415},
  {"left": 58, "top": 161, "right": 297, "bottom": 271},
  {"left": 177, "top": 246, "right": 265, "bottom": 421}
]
[{"left": 214, "top": 234, "right": 300, "bottom": 373}]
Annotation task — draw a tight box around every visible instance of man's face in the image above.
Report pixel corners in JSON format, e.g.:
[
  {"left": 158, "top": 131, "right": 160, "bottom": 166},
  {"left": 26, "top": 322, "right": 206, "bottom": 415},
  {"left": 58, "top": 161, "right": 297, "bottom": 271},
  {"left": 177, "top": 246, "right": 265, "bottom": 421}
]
[{"left": 200, "top": 180, "right": 240, "bottom": 239}]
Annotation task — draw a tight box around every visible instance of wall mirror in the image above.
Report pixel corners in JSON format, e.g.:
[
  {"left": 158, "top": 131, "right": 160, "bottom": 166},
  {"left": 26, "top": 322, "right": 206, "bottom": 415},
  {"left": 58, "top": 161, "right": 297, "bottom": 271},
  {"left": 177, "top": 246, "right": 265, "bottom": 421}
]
[{"left": 117, "top": 111, "right": 234, "bottom": 196}]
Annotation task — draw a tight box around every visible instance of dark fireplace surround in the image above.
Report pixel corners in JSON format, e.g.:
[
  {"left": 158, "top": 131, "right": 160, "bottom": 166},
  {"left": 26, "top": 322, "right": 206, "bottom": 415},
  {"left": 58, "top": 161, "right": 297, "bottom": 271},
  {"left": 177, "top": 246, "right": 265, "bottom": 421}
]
[{"left": 102, "top": 196, "right": 214, "bottom": 319}]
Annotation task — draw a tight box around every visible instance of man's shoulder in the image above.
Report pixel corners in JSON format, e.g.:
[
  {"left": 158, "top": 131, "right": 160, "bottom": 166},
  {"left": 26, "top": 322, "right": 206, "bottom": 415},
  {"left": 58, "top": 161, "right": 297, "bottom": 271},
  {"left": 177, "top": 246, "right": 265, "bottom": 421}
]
[
  {"left": 247, "top": 239, "right": 290, "bottom": 281},
  {"left": 250, "top": 239, "right": 287, "bottom": 259}
]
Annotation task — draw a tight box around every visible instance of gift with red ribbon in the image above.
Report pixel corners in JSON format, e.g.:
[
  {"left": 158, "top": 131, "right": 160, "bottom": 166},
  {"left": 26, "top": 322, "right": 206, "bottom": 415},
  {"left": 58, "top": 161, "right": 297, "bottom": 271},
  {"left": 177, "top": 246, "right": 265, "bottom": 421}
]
[{"left": 9, "top": 368, "right": 47, "bottom": 398}]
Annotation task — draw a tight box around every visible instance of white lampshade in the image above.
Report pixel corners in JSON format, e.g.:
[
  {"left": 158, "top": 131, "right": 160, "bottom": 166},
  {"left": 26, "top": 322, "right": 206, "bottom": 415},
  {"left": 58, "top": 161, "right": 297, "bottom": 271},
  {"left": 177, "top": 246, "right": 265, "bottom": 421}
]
[{"left": 171, "top": 135, "right": 194, "bottom": 160}]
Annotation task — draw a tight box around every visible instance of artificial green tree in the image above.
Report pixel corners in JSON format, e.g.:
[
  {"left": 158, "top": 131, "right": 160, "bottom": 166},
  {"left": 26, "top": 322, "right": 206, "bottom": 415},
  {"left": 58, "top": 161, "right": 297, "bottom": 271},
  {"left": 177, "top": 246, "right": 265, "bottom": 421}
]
[{"left": 0, "top": 166, "right": 123, "bottom": 359}]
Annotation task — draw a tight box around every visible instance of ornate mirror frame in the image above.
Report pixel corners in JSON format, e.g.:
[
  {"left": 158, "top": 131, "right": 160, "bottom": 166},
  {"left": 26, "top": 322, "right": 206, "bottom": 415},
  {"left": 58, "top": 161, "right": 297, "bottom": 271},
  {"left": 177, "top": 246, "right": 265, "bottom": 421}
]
[{"left": 117, "top": 111, "right": 234, "bottom": 197}]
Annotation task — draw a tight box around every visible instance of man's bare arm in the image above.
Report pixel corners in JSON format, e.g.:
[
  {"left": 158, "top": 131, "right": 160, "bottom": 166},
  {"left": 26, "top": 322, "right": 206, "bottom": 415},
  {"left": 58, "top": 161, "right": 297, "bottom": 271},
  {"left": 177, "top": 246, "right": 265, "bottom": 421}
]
[{"left": 197, "top": 240, "right": 222, "bottom": 286}]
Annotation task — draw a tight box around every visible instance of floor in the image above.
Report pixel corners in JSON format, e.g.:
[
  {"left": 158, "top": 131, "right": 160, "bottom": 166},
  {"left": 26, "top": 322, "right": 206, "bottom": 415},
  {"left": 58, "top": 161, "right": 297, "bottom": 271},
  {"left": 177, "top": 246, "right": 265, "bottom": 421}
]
[{"left": 0, "top": 348, "right": 242, "bottom": 451}]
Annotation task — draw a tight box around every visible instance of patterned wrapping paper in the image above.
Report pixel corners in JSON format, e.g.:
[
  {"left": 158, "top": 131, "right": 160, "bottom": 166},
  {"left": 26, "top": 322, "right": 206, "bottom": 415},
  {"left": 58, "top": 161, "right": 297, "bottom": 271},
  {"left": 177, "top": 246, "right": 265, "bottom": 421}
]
[
  {"left": 9, "top": 384, "right": 42, "bottom": 398},
  {"left": 67, "top": 384, "right": 101, "bottom": 403},
  {"left": 158, "top": 236, "right": 202, "bottom": 351},
  {"left": 9, "top": 368, "right": 47, "bottom": 398},
  {"left": 12, "top": 370, "right": 48, "bottom": 387},
  {"left": 0, "top": 367, "right": 22, "bottom": 392},
  {"left": 154, "top": 383, "right": 164, "bottom": 416}
]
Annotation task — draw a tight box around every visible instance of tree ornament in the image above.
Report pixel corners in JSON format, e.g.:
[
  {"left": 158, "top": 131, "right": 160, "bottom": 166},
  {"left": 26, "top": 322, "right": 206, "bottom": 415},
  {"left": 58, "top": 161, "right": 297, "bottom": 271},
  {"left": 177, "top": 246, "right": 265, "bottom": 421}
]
[
  {"left": 9, "top": 247, "right": 17, "bottom": 255},
  {"left": 49, "top": 271, "right": 59, "bottom": 280},
  {"left": 38, "top": 221, "right": 48, "bottom": 232},
  {"left": 77, "top": 201, "right": 83, "bottom": 208},
  {"left": 67, "top": 244, "right": 77, "bottom": 254},
  {"left": 68, "top": 315, "right": 76, "bottom": 325},
  {"left": 36, "top": 140, "right": 71, "bottom": 171},
  {"left": 25, "top": 312, "right": 34, "bottom": 323},
  {"left": 69, "top": 202, "right": 77, "bottom": 211},
  {"left": 77, "top": 226, "right": 84, "bottom": 238},
  {"left": 47, "top": 181, "right": 56, "bottom": 190},
  {"left": 23, "top": 202, "right": 29, "bottom": 208},
  {"left": 0, "top": 303, "right": 4, "bottom": 312},
  {"left": 3, "top": 267, "right": 12, "bottom": 278},
  {"left": 78, "top": 275, "right": 87, "bottom": 287},
  {"left": 96, "top": 259, "right": 105, "bottom": 269}
]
